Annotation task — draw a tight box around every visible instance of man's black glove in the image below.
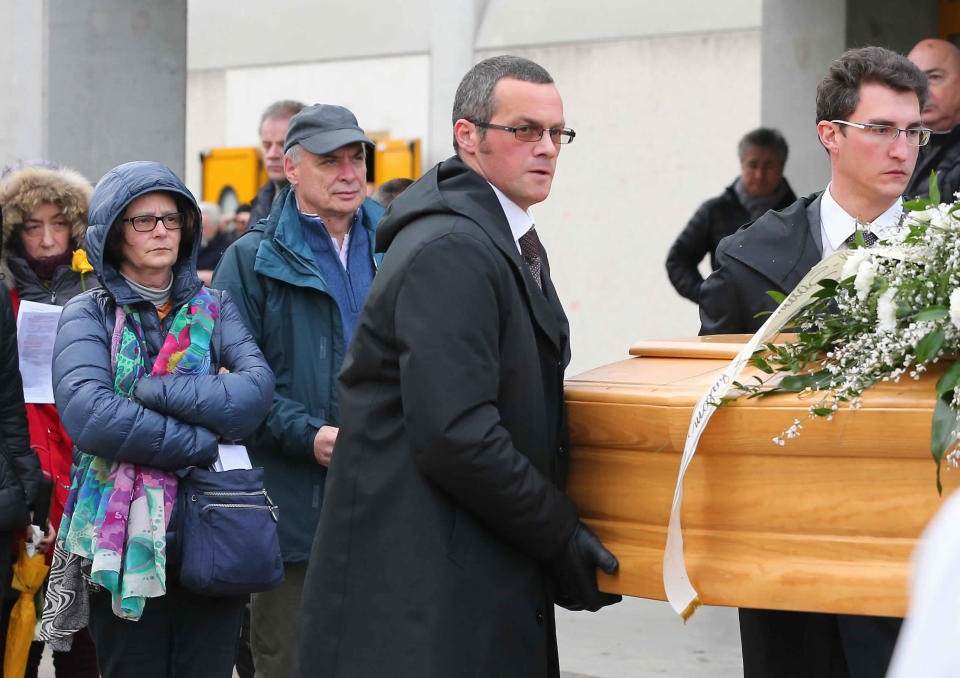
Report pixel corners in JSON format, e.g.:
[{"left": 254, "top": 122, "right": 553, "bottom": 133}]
[{"left": 553, "top": 521, "right": 621, "bottom": 612}]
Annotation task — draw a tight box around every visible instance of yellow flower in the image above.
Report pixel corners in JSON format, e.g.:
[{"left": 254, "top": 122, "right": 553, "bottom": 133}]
[{"left": 71, "top": 249, "right": 94, "bottom": 274}]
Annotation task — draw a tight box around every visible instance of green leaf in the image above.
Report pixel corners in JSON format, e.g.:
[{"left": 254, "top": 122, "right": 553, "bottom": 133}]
[
  {"left": 753, "top": 310, "right": 772, "bottom": 319},
  {"left": 818, "top": 278, "right": 838, "bottom": 290},
  {"left": 930, "top": 395, "right": 960, "bottom": 495},
  {"left": 915, "top": 327, "right": 946, "bottom": 363},
  {"left": 777, "top": 373, "right": 830, "bottom": 392},
  {"left": 915, "top": 306, "right": 949, "bottom": 322},
  {"left": 936, "top": 360, "right": 960, "bottom": 397},
  {"left": 854, "top": 230, "right": 867, "bottom": 248},
  {"left": 766, "top": 290, "right": 786, "bottom": 304},
  {"left": 811, "top": 407, "right": 834, "bottom": 416},
  {"left": 752, "top": 356, "right": 774, "bottom": 374},
  {"left": 903, "top": 198, "right": 932, "bottom": 211},
  {"left": 930, "top": 170, "right": 941, "bottom": 205}
]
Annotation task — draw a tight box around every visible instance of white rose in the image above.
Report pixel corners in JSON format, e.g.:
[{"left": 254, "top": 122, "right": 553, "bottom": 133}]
[
  {"left": 854, "top": 261, "right": 876, "bottom": 302},
  {"left": 841, "top": 250, "right": 868, "bottom": 280},
  {"left": 950, "top": 288, "right": 960, "bottom": 330},
  {"left": 877, "top": 287, "right": 898, "bottom": 331}
]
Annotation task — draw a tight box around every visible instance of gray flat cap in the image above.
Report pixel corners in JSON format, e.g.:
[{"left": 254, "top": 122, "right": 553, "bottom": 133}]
[{"left": 284, "top": 104, "right": 374, "bottom": 155}]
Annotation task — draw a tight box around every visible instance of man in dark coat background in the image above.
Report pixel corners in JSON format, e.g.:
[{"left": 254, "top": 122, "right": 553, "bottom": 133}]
[
  {"left": 293, "top": 55, "right": 620, "bottom": 678},
  {"left": 700, "top": 46, "right": 928, "bottom": 678},
  {"left": 248, "top": 100, "right": 305, "bottom": 226},
  {"left": 906, "top": 38, "right": 960, "bottom": 200},
  {"left": 665, "top": 127, "right": 796, "bottom": 303}
]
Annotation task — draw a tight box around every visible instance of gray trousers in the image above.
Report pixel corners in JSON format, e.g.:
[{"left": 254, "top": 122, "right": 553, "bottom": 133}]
[{"left": 251, "top": 561, "right": 308, "bottom": 678}]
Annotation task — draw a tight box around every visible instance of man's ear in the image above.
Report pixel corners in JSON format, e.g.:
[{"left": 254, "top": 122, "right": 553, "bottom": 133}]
[
  {"left": 454, "top": 118, "right": 479, "bottom": 156},
  {"left": 284, "top": 155, "right": 298, "bottom": 186},
  {"left": 817, "top": 120, "right": 841, "bottom": 155}
]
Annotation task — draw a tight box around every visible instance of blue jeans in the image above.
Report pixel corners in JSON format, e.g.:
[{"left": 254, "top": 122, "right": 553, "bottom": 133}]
[{"left": 88, "top": 578, "right": 245, "bottom": 678}]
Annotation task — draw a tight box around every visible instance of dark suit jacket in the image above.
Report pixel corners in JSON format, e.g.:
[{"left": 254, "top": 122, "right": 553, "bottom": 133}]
[
  {"left": 699, "top": 193, "right": 822, "bottom": 335},
  {"left": 905, "top": 124, "right": 960, "bottom": 201},
  {"left": 294, "top": 157, "right": 579, "bottom": 678}
]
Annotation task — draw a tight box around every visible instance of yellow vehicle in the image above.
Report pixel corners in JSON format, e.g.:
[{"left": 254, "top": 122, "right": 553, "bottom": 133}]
[{"left": 201, "top": 132, "right": 422, "bottom": 211}]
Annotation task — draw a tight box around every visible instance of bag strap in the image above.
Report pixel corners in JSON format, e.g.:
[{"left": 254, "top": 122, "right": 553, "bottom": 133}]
[{"left": 210, "top": 287, "right": 224, "bottom": 372}]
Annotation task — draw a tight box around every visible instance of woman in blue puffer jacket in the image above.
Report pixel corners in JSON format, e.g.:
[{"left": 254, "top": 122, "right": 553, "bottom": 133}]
[{"left": 41, "top": 161, "right": 275, "bottom": 678}]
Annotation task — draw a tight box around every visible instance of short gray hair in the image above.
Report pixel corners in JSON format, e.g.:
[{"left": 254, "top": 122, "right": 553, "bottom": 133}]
[
  {"left": 199, "top": 201, "right": 221, "bottom": 222},
  {"left": 452, "top": 55, "right": 554, "bottom": 154},
  {"left": 284, "top": 143, "right": 303, "bottom": 166},
  {"left": 259, "top": 99, "right": 306, "bottom": 130}
]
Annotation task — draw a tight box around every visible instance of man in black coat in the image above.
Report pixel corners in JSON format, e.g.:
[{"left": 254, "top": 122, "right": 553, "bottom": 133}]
[
  {"left": 666, "top": 127, "right": 796, "bottom": 303},
  {"left": 0, "top": 287, "right": 42, "bottom": 603},
  {"left": 249, "top": 100, "right": 305, "bottom": 226},
  {"left": 700, "top": 47, "right": 928, "bottom": 677},
  {"left": 293, "top": 55, "right": 619, "bottom": 678},
  {"left": 906, "top": 39, "right": 960, "bottom": 200}
]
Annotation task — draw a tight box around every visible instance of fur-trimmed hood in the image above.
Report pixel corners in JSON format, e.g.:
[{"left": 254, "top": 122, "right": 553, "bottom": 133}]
[{"left": 0, "top": 165, "right": 94, "bottom": 275}]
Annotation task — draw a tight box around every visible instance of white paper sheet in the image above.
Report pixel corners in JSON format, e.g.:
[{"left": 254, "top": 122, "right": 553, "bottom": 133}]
[
  {"left": 211, "top": 444, "right": 252, "bottom": 472},
  {"left": 16, "top": 300, "right": 63, "bottom": 404}
]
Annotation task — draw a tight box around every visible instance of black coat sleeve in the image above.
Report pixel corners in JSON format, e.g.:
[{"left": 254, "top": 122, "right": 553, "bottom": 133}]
[
  {"left": 394, "top": 233, "right": 579, "bottom": 562},
  {"left": 698, "top": 244, "right": 748, "bottom": 335},
  {"left": 132, "top": 291, "right": 275, "bottom": 442},
  {"left": 666, "top": 202, "right": 712, "bottom": 303},
  {"left": 0, "top": 293, "right": 41, "bottom": 510}
]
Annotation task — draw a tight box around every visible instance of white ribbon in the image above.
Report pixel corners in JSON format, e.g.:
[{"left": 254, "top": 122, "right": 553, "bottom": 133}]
[{"left": 663, "top": 249, "right": 859, "bottom": 619}]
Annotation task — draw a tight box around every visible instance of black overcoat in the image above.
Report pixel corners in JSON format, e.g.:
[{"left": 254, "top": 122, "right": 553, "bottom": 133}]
[
  {"left": 698, "top": 193, "right": 822, "bottom": 335},
  {"left": 294, "top": 157, "right": 580, "bottom": 678}
]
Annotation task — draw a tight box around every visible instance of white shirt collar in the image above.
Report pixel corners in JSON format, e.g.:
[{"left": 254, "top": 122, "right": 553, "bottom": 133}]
[
  {"left": 820, "top": 183, "right": 903, "bottom": 255},
  {"left": 487, "top": 183, "right": 535, "bottom": 253}
]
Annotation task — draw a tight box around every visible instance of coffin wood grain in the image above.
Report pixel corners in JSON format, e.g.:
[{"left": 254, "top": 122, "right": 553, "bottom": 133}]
[{"left": 564, "top": 336, "right": 959, "bottom": 617}]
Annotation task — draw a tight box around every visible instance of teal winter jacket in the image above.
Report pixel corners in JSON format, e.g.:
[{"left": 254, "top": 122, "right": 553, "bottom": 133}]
[{"left": 212, "top": 186, "right": 384, "bottom": 561}]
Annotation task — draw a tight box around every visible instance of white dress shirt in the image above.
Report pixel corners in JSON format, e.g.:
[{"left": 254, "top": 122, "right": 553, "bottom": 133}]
[
  {"left": 488, "top": 183, "right": 535, "bottom": 254},
  {"left": 819, "top": 183, "right": 903, "bottom": 258}
]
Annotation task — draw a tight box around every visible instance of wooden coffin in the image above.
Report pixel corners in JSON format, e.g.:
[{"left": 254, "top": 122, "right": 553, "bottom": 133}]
[{"left": 564, "top": 335, "right": 960, "bottom": 617}]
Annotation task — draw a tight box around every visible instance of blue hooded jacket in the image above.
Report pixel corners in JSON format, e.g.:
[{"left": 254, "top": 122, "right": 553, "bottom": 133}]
[
  {"left": 212, "top": 185, "right": 383, "bottom": 561},
  {"left": 52, "top": 161, "right": 275, "bottom": 551}
]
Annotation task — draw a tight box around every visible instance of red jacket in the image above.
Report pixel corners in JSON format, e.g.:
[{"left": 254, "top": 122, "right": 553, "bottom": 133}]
[{"left": 10, "top": 289, "right": 73, "bottom": 534}]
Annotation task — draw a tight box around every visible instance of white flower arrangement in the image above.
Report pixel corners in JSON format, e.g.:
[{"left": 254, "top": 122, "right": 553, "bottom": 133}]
[{"left": 730, "top": 177, "right": 960, "bottom": 492}]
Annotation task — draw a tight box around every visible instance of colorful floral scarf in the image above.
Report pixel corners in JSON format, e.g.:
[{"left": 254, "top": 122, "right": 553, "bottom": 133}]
[{"left": 55, "top": 287, "right": 217, "bottom": 620}]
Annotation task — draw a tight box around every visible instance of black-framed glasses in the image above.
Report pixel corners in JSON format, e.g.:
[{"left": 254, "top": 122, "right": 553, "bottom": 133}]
[
  {"left": 831, "top": 120, "right": 932, "bottom": 147},
  {"left": 122, "top": 212, "right": 185, "bottom": 232},
  {"left": 473, "top": 121, "right": 576, "bottom": 145}
]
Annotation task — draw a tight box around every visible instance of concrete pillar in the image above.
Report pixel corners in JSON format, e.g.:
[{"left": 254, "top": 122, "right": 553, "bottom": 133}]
[
  {"left": 761, "top": 0, "right": 846, "bottom": 195},
  {"left": 0, "top": 0, "right": 186, "bottom": 185},
  {"left": 0, "top": 1, "right": 47, "bottom": 167},
  {"left": 428, "top": 0, "right": 477, "bottom": 168},
  {"left": 761, "top": 0, "right": 938, "bottom": 196}
]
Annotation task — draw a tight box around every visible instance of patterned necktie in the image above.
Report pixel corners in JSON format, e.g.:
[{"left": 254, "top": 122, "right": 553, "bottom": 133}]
[
  {"left": 845, "top": 229, "right": 878, "bottom": 248},
  {"left": 518, "top": 226, "right": 542, "bottom": 290}
]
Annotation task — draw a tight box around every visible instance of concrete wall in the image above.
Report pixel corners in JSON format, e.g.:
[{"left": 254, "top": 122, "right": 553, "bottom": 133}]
[
  {"left": 0, "top": 0, "right": 186, "bottom": 185},
  {"left": 760, "top": 0, "right": 846, "bottom": 196},
  {"left": 48, "top": 1, "right": 187, "bottom": 182},
  {"left": 0, "top": 1, "right": 47, "bottom": 167},
  {"left": 476, "top": 31, "right": 761, "bottom": 374}
]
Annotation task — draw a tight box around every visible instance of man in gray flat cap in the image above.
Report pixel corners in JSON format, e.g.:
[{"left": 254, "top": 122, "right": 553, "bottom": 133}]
[{"left": 213, "top": 104, "right": 384, "bottom": 678}]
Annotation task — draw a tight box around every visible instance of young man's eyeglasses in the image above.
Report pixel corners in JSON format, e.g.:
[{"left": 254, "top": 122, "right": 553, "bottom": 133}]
[
  {"left": 831, "top": 120, "right": 932, "bottom": 147},
  {"left": 473, "top": 121, "right": 576, "bottom": 145},
  {"left": 122, "top": 212, "right": 185, "bottom": 232}
]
